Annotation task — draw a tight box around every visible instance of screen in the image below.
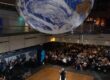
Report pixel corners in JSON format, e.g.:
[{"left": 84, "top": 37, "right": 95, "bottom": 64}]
[
  {"left": 41, "top": 50, "right": 46, "bottom": 62},
  {"left": 0, "top": 17, "right": 3, "bottom": 32}
]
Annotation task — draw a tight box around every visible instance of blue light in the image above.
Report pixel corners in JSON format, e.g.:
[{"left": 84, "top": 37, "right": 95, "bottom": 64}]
[{"left": 18, "top": 16, "right": 25, "bottom": 26}]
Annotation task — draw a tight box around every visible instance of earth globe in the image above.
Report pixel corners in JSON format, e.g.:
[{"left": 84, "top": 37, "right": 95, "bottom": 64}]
[{"left": 17, "top": 0, "right": 94, "bottom": 34}]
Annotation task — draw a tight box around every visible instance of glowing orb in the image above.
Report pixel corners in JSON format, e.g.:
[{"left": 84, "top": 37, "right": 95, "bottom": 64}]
[{"left": 17, "top": 0, "right": 94, "bottom": 34}]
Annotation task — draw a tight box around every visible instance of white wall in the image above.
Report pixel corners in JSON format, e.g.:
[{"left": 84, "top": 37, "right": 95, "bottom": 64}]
[
  {"left": 0, "top": 33, "right": 47, "bottom": 53},
  {"left": 0, "top": 33, "right": 110, "bottom": 53},
  {"left": 0, "top": 37, "right": 9, "bottom": 53},
  {"left": 47, "top": 34, "right": 110, "bottom": 46}
]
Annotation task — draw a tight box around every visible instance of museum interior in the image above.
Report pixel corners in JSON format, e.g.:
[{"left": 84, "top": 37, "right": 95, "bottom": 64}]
[{"left": 0, "top": 0, "right": 110, "bottom": 80}]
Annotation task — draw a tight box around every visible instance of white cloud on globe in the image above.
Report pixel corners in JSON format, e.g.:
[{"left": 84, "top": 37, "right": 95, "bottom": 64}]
[{"left": 17, "top": 0, "right": 94, "bottom": 34}]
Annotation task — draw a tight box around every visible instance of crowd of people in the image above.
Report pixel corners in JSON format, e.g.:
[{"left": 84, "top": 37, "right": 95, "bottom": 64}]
[
  {"left": 0, "top": 42, "right": 110, "bottom": 80},
  {"left": 0, "top": 53, "right": 40, "bottom": 80},
  {"left": 44, "top": 42, "right": 110, "bottom": 73}
]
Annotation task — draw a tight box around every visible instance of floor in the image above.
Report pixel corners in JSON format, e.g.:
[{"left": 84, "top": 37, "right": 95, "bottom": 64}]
[{"left": 27, "top": 66, "right": 94, "bottom": 80}]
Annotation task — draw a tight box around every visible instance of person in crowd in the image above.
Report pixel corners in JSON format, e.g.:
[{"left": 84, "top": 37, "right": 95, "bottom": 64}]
[{"left": 0, "top": 74, "right": 6, "bottom": 80}]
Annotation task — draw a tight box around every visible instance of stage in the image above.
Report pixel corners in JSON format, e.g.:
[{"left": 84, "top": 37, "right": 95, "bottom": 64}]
[{"left": 27, "top": 66, "right": 94, "bottom": 80}]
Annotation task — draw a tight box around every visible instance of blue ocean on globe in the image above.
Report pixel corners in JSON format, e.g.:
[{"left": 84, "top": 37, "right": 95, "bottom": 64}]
[{"left": 17, "top": 0, "right": 94, "bottom": 34}]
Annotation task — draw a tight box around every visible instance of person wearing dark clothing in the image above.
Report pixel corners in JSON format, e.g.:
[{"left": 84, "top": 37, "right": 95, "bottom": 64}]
[{"left": 60, "top": 68, "right": 66, "bottom": 80}]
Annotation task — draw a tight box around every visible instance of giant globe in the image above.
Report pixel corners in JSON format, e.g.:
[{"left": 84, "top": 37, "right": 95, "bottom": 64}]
[{"left": 17, "top": 0, "right": 94, "bottom": 34}]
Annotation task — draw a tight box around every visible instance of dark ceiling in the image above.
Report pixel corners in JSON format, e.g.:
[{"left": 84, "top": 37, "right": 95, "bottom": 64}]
[
  {"left": 90, "top": 0, "right": 110, "bottom": 18},
  {"left": 0, "top": 0, "right": 110, "bottom": 18},
  {"left": 0, "top": 0, "right": 16, "bottom": 11},
  {"left": 0, "top": 0, "right": 15, "bottom": 4}
]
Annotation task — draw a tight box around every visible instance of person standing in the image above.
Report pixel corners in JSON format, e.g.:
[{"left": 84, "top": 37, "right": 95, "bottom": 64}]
[{"left": 60, "top": 68, "right": 66, "bottom": 80}]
